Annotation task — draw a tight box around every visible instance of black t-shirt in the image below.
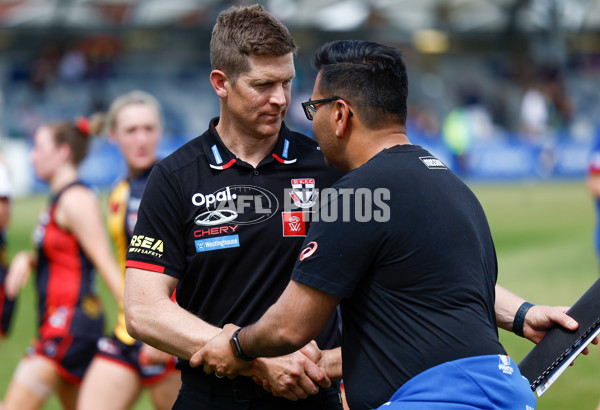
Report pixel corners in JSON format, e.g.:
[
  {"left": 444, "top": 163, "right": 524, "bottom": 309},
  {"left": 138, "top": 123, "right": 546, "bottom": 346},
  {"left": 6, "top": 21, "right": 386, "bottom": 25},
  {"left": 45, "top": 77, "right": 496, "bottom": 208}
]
[
  {"left": 126, "top": 119, "right": 343, "bottom": 375},
  {"left": 292, "top": 145, "right": 505, "bottom": 410}
]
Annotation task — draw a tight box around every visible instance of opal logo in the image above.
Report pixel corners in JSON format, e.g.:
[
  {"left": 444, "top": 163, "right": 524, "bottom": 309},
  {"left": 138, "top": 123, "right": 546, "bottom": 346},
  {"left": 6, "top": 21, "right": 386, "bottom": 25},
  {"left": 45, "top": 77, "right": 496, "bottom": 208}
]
[
  {"left": 192, "top": 187, "right": 236, "bottom": 207},
  {"left": 193, "top": 185, "right": 279, "bottom": 226}
]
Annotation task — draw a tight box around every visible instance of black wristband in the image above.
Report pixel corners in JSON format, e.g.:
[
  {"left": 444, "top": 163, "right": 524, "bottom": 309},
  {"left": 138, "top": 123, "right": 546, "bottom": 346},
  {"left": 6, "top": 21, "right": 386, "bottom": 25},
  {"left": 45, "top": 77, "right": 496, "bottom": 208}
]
[
  {"left": 513, "top": 301, "right": 534, "bottom": 337},
  {"left": 231, "top": 327, "right": 255, "bottom": 361}
]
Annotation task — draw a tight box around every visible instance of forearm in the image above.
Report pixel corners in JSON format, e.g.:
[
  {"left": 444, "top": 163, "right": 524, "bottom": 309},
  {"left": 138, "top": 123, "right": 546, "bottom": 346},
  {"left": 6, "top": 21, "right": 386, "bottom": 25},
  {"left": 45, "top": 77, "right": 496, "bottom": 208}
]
[
  {"left": 495, "top": 284, "right": 526, "bottom": 331},
  {"left": 125, "top": 293, "right": 220, "bottom": 360},
  {"left": 239, "top": 282, "right": 336, "bottom": 359},
  {"left": 99, "top": 261, "right": 125, "bottom": 306},
  {"left": 241, "top": 314, "right": 311, "bottom": 359},
  {"left": 124, "top": 268, "right": 221, "bottom": 360}
]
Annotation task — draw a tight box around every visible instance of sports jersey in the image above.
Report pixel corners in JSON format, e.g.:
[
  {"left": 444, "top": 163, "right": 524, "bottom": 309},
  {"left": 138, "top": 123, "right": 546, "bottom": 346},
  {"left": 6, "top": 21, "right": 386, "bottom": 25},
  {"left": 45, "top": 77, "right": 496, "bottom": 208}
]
[
  {"left": 0, "top": 263, "right": 14, "bottom": 336},
  {"left": 33, "top": 181, "right": 104, "bottom": 381},
  {"left": 291, "top": 145, "right": 508, "bottom": 410},
  {"left": 126, "top": 119, "right": 343, "bottom": 404},
  {"left": 0, "top": 160, "right": 14, "bottom": 336},
  {"left": 107, "top": 168, "right": 152, "bottom": 345},
  {"left": 104, "top": 167, "right": 178, "bottom": 383}
]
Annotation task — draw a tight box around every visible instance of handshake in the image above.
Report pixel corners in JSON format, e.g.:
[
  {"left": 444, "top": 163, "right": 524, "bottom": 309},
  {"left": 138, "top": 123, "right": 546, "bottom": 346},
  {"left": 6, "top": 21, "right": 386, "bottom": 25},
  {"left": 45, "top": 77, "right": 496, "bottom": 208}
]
[{"left": 189, "top": 324, "right": 336, "bottom": 401}]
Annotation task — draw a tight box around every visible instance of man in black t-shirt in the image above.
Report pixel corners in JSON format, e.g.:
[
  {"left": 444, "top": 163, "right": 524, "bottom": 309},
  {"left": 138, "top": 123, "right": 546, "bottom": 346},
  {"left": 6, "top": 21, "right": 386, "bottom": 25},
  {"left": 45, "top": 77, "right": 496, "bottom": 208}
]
[
  {"left": 123, "top": 5, "right": 344, "bottom": 410},
  {"left": 196, "top": 40, "right": 590, "bottom": 410}
]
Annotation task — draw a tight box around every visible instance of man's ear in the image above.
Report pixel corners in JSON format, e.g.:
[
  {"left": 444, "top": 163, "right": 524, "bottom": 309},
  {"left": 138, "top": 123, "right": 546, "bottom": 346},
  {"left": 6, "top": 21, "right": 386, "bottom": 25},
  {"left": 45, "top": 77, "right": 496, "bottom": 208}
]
[
  {"left": 210, "top": 70, "right": 229, "bottom": 98},
  {"left": 333, "top": 100, "right": 352, "bottom": 138}
]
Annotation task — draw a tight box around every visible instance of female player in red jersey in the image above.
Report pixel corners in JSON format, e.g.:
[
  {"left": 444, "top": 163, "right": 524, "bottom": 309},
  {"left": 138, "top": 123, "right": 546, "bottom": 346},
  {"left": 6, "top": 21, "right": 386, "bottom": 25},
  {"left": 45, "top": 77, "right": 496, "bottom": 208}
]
[
  {"left": 0, "top": 157, "right": 14, "bottom": 343},
  {"left": 77, "top": 91, "right": 180, "bottom": 410},
  {"left": 2, "top": 117, "right": 122, "bottom": 410}
]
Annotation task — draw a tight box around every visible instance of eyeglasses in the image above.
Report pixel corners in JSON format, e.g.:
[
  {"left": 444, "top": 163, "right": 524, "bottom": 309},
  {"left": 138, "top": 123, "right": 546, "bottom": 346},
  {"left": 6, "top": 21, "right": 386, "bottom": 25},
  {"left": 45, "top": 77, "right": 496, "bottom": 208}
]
[{"left": 301, "top": 97, "right": 353, "bottom": 121}]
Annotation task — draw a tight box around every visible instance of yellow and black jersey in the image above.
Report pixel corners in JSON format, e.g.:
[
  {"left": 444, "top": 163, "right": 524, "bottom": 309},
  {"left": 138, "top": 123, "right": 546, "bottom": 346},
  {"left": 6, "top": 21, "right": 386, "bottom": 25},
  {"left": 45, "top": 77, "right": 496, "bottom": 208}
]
[{"left": 107, "top": 167, "right": 153, "bottom": 345}]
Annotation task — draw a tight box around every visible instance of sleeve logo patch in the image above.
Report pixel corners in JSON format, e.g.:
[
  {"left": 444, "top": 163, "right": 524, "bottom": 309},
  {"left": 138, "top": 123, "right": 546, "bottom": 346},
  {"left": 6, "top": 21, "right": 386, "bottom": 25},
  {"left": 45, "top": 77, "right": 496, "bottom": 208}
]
[
  {"left": 128, "top": 235, "right": 164, "bottom": 258},
  {"left": 299, "top": 241, "right": 318, "bottom": 261},
  {"left": 419, "top": 156, "right": 447, "bottom": 170}
]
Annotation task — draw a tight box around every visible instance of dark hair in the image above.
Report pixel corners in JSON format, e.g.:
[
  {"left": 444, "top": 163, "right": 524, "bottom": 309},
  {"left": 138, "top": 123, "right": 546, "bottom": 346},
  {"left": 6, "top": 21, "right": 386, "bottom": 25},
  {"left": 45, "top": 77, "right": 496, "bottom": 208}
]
[
  {"left": 313, "top": 40, "right": 408, "bottom": 128},
  {"left": 49, "top": 116, "right": 99, "bottom": 166},
  {"left": 210, "top": 4, "right": 297, "bottom": 83}
]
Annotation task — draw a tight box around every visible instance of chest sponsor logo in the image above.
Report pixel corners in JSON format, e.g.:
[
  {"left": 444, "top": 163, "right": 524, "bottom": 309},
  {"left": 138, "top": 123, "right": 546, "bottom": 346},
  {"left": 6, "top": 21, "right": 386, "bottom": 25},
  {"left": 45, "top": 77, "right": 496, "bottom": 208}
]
[
  {"left": 195, "top": 234, "right": 240, "bottom": 253},
  {"left": 289, "top": 178, "right": 318, "bottom": 208},
  {"left": 282, "top": 211, "right": 308, "bottom": 237},
  {"left": 194, "top": 210, "right": 238, "bottom": 226},
  {"left": 194, "top": 225, "right": 239, "bottom": 238},
  {"left": 419, "top": 156, "right": 447, "bottom": 170},
  {"left": 128, "top": 235, "right": 164, "bottom": 258},
  {"left": 192, "top": 185, "right": 278, "bottom": 226}
]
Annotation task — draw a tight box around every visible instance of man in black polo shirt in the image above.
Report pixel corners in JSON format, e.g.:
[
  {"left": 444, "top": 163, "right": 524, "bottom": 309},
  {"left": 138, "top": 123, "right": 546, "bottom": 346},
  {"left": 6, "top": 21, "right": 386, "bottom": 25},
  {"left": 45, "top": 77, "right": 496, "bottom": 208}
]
[
  {"left": 195, "top": 40, "right": 592, "bottom": 410},
  {"left": 123, "top": 5, "right": 343, "bottom": 409}
]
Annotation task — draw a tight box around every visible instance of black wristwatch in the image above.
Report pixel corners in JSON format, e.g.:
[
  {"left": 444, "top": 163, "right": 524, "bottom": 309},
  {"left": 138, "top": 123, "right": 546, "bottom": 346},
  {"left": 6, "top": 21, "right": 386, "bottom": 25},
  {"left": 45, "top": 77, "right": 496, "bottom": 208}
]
[{"left": 230, "top": 327, "right": 255, "bottom": 361}]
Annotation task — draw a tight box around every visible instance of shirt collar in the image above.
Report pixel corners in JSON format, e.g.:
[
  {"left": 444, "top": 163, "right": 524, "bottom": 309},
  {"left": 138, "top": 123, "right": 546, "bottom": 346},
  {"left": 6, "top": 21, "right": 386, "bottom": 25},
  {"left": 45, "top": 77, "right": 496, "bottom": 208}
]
[{"left": 202, "top": 117, "right": 298, "bottom": 171}]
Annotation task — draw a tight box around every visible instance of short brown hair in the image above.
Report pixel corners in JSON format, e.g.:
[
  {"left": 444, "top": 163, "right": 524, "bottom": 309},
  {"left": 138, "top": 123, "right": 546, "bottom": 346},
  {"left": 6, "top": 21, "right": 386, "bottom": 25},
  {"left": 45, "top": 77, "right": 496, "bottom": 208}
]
[
  {"left": 50, "top": 120, "right": 93, "bottom": 166},
  {"left": 210, "top": 4, "right": 297, "bottom": 82}
]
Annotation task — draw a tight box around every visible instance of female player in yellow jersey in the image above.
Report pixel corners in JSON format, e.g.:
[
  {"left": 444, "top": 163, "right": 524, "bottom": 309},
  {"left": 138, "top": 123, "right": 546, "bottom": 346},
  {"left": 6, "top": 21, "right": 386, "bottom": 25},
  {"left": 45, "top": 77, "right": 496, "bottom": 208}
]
[{"left": 77, "top": 91, "right": 180, "bottom": 410}]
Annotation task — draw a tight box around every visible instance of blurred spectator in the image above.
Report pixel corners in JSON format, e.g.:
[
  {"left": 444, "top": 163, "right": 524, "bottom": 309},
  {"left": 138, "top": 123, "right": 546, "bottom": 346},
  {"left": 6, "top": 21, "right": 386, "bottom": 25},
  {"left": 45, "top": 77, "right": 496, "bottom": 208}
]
[
  {"left": 542, "top": 65, "right": 573, "bottom": 133},
  {"left": 519, "top": 79, "right": 549, "bottom": 140},
  {"left": 407, "top": 105, "right": 440, "bottom": 142},
  {"left": 29, "top": 44, "right": 61, "bottom": 94},
  {"left": 58, "top": 45, "right": 87, "bottom": 83},
  {"left": 441, "top": 86, "right": 494, "bottom": 176},
  {"left": 80, "top": 35, "right": 120, "bottom": 82}
]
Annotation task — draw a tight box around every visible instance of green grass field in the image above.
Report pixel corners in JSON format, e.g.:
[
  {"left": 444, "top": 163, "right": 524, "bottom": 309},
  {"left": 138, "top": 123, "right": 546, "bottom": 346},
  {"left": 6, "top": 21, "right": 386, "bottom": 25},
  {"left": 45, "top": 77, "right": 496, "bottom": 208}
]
[{"left": 1, "top": 182, "right": 599, "bottom": 409}]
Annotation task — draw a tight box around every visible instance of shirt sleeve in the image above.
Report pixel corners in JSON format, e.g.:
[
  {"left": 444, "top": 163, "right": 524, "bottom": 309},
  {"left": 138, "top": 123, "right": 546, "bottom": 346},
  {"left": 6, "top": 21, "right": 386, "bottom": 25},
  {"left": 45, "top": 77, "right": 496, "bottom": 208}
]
[
  {"left": 291, "top": 188, "right": 381, "bottom": 299},
  {"left": 125, "top": 164, "right": 185, "bottom": 278}
]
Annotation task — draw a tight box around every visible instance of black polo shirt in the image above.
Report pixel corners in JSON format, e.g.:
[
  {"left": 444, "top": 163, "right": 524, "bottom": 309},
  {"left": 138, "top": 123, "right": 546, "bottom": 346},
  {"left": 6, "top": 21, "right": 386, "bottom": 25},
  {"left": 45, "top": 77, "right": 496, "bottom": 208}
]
[
  {"left": 291, "top": 145, "right": 505, "bottom": 410},
  {"left": 126, "top": 118, "right": 343, "bottom": 373}
]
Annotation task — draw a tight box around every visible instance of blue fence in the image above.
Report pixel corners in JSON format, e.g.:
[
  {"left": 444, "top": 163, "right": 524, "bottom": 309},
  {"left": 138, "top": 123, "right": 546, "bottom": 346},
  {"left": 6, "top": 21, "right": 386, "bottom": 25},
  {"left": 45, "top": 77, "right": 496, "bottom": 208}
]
[{"left": 28, "top": 135, "right": 589, "bottom": 193}]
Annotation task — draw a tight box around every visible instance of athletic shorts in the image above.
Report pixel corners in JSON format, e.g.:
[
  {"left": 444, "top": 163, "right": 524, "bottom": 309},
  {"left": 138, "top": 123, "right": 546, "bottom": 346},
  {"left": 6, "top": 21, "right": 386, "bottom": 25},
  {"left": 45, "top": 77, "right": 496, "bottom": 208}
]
[
  {"left": 30, "top": 334, "right": 100, "bottom": 384},
  {"left": 375, "top": 354, "right": 536, "bottom": 410},
  {"left": 95, "top": 334, "right": 178, "bottom": 386},
  {"left": 0, "top": 267, "right": 16, "bottom": 336},
  {"left": 32, "top": 300, "right": 105, "bottom": 384}
]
